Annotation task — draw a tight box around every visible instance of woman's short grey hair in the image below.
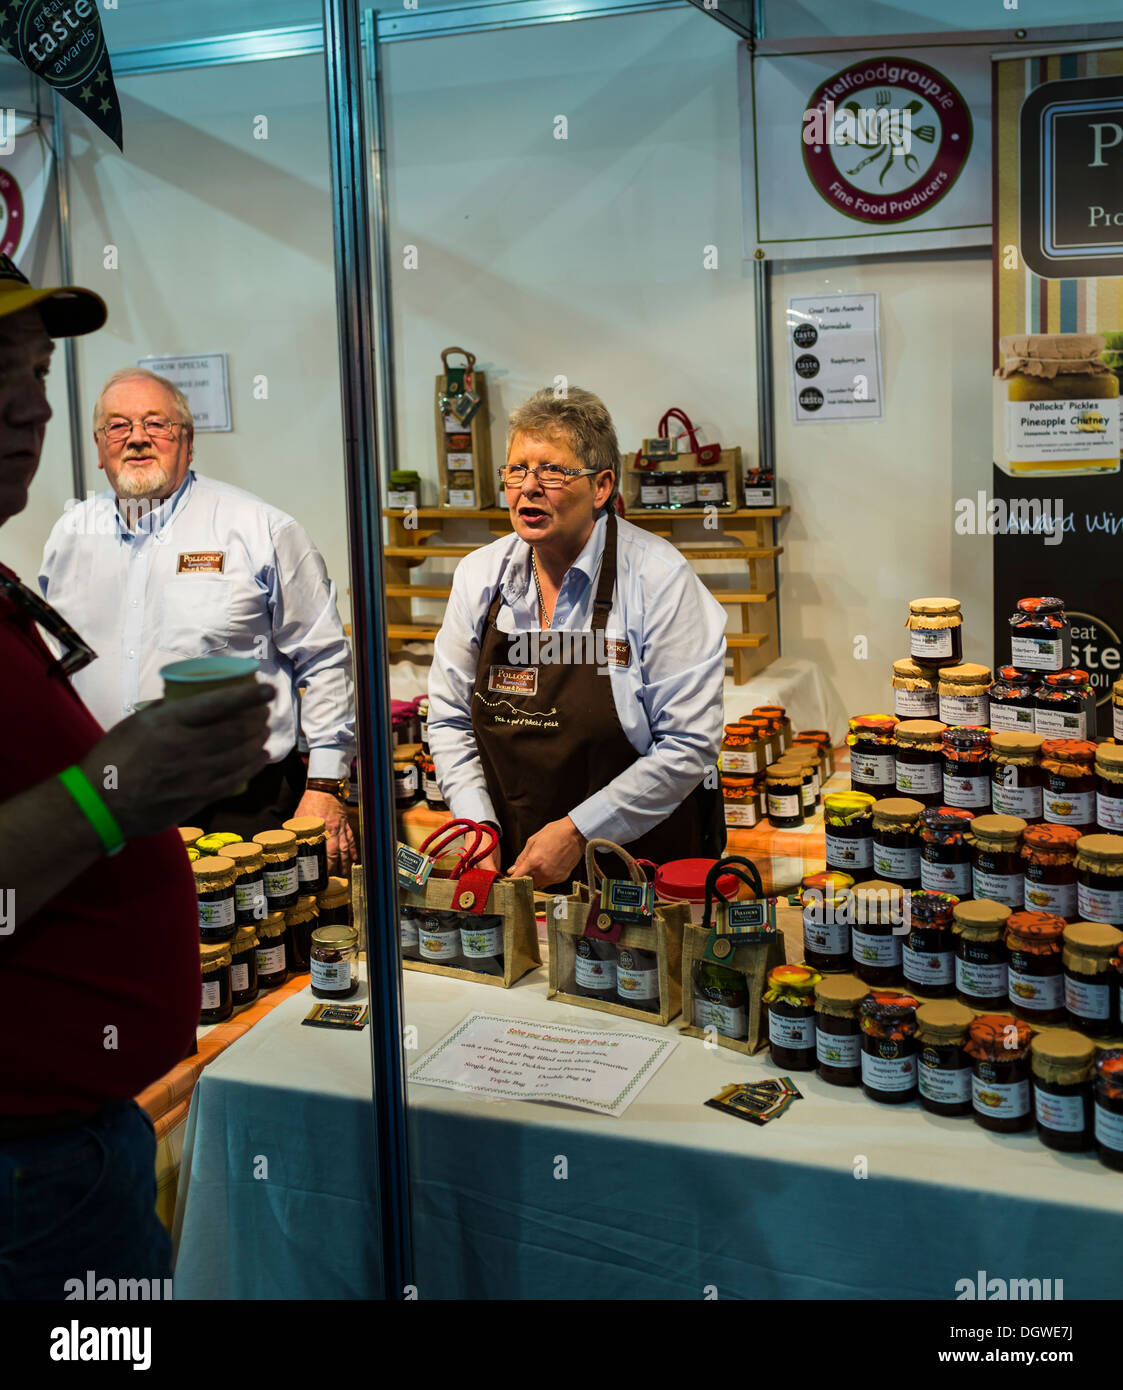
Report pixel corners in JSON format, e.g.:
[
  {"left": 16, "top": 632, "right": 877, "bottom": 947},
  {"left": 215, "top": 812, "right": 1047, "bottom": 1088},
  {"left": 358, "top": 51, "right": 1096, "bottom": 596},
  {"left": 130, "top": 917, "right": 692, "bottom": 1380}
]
[
  {"left": 93, "top": 368, "right": 194, "bottom": 432},
  {"left": 506, "top": 386, "right": 619, "bottom": 507}
]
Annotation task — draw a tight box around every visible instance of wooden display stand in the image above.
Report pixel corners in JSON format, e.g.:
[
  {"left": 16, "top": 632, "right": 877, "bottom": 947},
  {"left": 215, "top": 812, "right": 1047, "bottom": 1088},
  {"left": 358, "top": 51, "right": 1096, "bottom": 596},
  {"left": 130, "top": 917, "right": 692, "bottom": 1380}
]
[{"left": 434, "top": 347, "right": 493, "bottom": 510}]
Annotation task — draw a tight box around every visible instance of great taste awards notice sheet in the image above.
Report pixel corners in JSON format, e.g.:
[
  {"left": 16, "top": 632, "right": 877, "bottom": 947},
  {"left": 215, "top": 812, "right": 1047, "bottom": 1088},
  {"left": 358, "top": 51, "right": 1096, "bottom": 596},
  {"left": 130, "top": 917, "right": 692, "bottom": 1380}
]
[
  {"left": 408, "top": 1013, "right": 678, "bottom": 1117},
  {"left": 788, "top": 291, "right": 884, "bottom": 424}
]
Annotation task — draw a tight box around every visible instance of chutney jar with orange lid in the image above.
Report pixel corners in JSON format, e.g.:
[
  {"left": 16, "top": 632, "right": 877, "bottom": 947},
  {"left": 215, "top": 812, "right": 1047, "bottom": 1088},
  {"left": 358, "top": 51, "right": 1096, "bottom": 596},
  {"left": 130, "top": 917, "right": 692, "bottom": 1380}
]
[
  {"left": 1041, "top": 740, "right": 1097, "bottom": 833},
  {"left": 764, "top": 964, "right": 821, "bottom": 1071},
  {"left": 941, "top": 726, "right": 992, "bottom": 811},
  {"left": 1075, "top": 832, "right": 1123, "bottom": 926},
  {"left": 915, "top": 999, "right": 975, "bottom": 1117},
  {"left": 824, "top": 792, "right": 875, "bottom": 876},
  {"left": 893, "top": 719, "right": 946, "bottom": 808},
  {"left": 871, "top": 796, "right": 924, "bottom": 889},
  {"left": 902, "top": 889, "right": 959, "bottom": 997},
  {"left": 1095, "top": 742, "right": 1123, "bottom": 834},
  {"left": 752, "top": 705, "right": 791, "bottom": 751},
  {"left": 938, "top": 663, "right": 992, "bottom": 729},
  {"left": 738, "top": 716, "right": 777, "bottom": 765},
  {"left": 1022, "top": 822, "right": 1081, "bottom": 918},
  {"left": 1031, "top": 1029, "right": 1094, "bottom": 1152},
  {"left": 849, "top": 878, "right": 907, "bottom": 986},
  {"left": 1062, "top": 921, "right": 1123, "bottom": 1036},
  {"left": 965, "top": 1014, "right": 1034, "bottom": 1133},
  {"left": 1114, "top": 677, "right": 1123, "bottom": 742},
  {"left": 847, "top": 714, "right": 898, "bottom": 798},
  {"left": 953, "top": 899, "right": 1011, "bottom": 1011},
  {"left": 722, "top": 771, "right": 761, "bottom": 829},
  {"left": 1093, "top": 1048, "right": 1123, "bottom": 1171},
  {"left": 721, "top": 722, "right": 765, "bottom": 776},
  {"left": 859, "top": 991, "right": 920, "bottom": 1104},
  {"left": 906, "top": 597, "right": 963, "bottom": 669},
  {"left": 1009, "top": 596, "right": 1071, "bottom": 673},
  {"left": 919, "top": 806, "right": 975, "bottom": 896},
  {"left": 1006, "top": 910, "right": 1066, "bottom": 1023},
  {"left": 1035, "top": 669, "right": 1096, "bottom": 742},
  {"left": 990, "top": 731, "right": 1044, "bottom": 823},
  {"left": 814, "top": 973, "right": 869, "bottom": 1086},
  {"left": 969, "top": 814, "right": 1027, "bottom": 909},
  {"left": 891, "top": 657, "right": 939, "bottom": 720}
]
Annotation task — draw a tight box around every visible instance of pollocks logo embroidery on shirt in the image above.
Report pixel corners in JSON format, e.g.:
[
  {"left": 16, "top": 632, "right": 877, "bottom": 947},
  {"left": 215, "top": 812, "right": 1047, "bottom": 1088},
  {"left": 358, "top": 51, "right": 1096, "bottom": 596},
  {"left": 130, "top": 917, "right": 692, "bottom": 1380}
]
[
  {"left": 605, "top": 639, "right": 631, "bottom": 668},
  {"left": 488, "top": 665, "right": 538, "bottom": 696},
  {"left": 177, "top": 551, "right": 225, "bottom": 574}
]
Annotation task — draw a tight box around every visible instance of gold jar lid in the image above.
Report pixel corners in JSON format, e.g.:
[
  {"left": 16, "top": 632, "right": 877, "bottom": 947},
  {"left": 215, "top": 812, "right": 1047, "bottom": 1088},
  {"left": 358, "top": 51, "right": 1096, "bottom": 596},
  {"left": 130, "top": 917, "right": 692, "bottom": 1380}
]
[
  {"left": 232, "top": 924, "right": 260, "bottom": 952},
  {"left": 969, "top": 814, "right": 1027, "bottom": 850},
  {"left": 938, "top": 663, "right": 992, "bottom": 688},
  {"left": 871, "top": 796, "right": 925, "bottom": 827},
  {"left": 814, "top": 973, "right": 870, "bottom": 1016},
  {"left": 311, "top": 924, "right": 358, "bottom": 952},
  {"left": 915, "top": 999, "right": 975, "bottom": 1042},
  {"left": 891, "top": 657, "right": 937, "bottom": 683},
  {"left": 1075, "top": 833, "right": 1123, "bottom": 873},
  {"left": 200, "top": 942, "right": 232, "bottom": 971},
  {"left": 908, "top": 597, "right": 961, "bottom": 618},
  {"left": 283, "top": 816, "right": 327, "bottom": 845},
  {"left": 224, "top": 842, "right": 264, "bottom": 872},
  {"left": 253, "top": 829, "right": 298, "bottom": 856},
  {"left": 1095, "top": 743, "right": 1123, "bottom": 773},
  {"left": 1030, "top": 1027, "right": 1095, "bottom": 1084},
  {"left": 179, "top": 826, "right": 204, "bottom": 847},
  {"left": 285, "top": 894, "right": 320, "bottom": 926},
  {"left": 894, "top": 719, "right": 946, "bottom": 747},
  {"left": 1063, "top": 921, "right": 1123, "bottom": 956},
  {"left": 394, "top": 743, "right": 422, "bottom": 763},
  {"left": 192, "top": 855, "right": 236, "bottom": 886},
  {"left": 196, "top": 832, "right": 244, "bottom": 855},
  {"left": 257, "top": 910, "right": 287, "bottom": 940},
  {"left": 850, "top": 879, "right": 908, "bottom": 923},
  {"left": 952, "top": 898, "right": 1011, "bottom": 939},
  {"left": 317, "top": 875, "right": 351, "bottom": 909},
  {"left": 990, "top": 731, "right": 1044, "bottom": 760}
]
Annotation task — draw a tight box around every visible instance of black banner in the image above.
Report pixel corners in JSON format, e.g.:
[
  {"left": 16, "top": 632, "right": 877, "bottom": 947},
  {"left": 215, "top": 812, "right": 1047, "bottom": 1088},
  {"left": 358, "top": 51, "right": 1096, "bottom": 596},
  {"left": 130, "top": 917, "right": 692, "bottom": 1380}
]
[{"left": 0, "top": 0, "right": 123, "bottom": 151}]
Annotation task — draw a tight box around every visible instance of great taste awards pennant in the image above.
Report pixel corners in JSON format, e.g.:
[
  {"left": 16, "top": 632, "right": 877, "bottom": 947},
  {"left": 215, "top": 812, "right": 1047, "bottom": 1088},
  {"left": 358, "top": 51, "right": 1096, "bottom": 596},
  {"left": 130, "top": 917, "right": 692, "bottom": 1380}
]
[{"left": 0, "top": 0, "right": 123, "bottom": 151}]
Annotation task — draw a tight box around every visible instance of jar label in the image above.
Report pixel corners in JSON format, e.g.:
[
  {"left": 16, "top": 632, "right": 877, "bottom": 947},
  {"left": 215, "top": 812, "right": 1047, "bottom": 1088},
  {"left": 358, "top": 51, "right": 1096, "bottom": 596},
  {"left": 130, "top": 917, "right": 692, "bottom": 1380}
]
[
  {"left": 311, "top": 958, "right": 353, "bottom": 990},
  {"left": 230, "top": 962, "right": 250, "bottom": 994},
  {"left": 424, "top": 772, "right": 441, "bottom": 800},
  {"left": 448, "top": 488, "right": 476, "bottom": 508},
  {"left": 201, "top": 978, "right": 222, "bottom": 1011},
  {"left": 1008, "top": 964, "right": 1064, "bottom": 1010},
  {"left": 767, "top": 793, "right": 800, "bottom": 819},
  {"left": 1116, "top": 704, "right": 1123, "bottom": 742},
  {"left": 1023, "top": 876, "right": 1077, "bottom": 916},
  {"left": 198, "top": 896, "right": 235, "bottom": 929},
  {"left": 744, "top": 486, "right": 776, "bottom": 507},
  {"left": 400, "top": 914, "right": 419, "bottom": 948},
  {"left": 921, "top": 857, "right": 973, "bottom": 896},
  {"left": 873, "top": 842, "right": 920, "bottom": 881},
  {"left": 1034, "top": 1086, "right": 1086, "bottom": 1134},
  {"left": 395, "top": 764, "right": 418, "bottom": 797},
  {"left": 256, "top": 942, "right": 286, "bottom": 975},
  {"left": 991, "top": 778, "right": 1042, "bottom": 820},
  {"left": 1094, "top": 1100, "right": 1123, "bottom": 1152},
  {"left": 297, "top": 852, "right": 320, "bottom": 883},
  {"left": 1035, "top": 707, "right": 1090, "bottom": 740},
  {"left": 722, "top": 748, "right": 759, "bottom": 774},
  {"left": 825, "top": 831, "right": 873, "bottom": 871},
  {"left": 461, "top": 923, "right": 503, "bottom": 957},
  {"left": 1043, "top": 788, "right": 1094, "bottom": 826},
  {"left": 851, "top": 928, "right": 901, "bottom": 967},
  {"left": 1077, "top": 880, "right": 1123, "bottom": 926},
  {"left": 769, "top": 1011, "right": 815, "bottom": 1050},
  {"left": 919, "top": 1060, "right": 970, "bottom": 1105},
  {"left": 1006, "top": 395, "right": 1121, "bottom": 462},
  {"left": 1097, "top": 790, "right": 1123, "bottom": 833},
  {"left": 617, "top": 964, "right": 659, "bottom": 1001},
  {"left": 902, "top": 943, "right": 954, "bottom": 986},
  {"left": 1063, "top": 973, "right": 1110, "bottom": 1022},
  {"left": 972, "top": 867, "right": 1025, "bottom": 908},
  {"left": 861, "top": 1050, "right": 917, "bottom": 1092},
  {"left": 668, "top": 484, "right": 696, "bottom": 506},
  {"left": 575, "top": 955, "right": 616, "bottom": 990},
  {"left": 696, "top": 482, "right": 725, "bottom": 503},
  {"left": 418, "top": 925, "right": 460, "bottom": 961},
  {"left": 955, "top": 956, "right": 1008, "bottom": 999},
  {"left": 264, "top": 865, "right": 298, "bottom": 897},
  {"left": 235, "top": 878, "right": 265, "bottom": 914},
  {"left": 801, "top": 782, "right": 816, "bottom": 810},
  {"left": 911, "top": 627, "right": 953, "bottom": 659},
  {"left": 640, "top": 484, "right": 669, "bottom": 506},
  {"left": 894, "top": 689, "right": 938, "bottom": 719},
  {"left": 1010, "top": 634, "right": 1066, "bottom": 672},
  {"left": 725, "top": 801, "right": 760, "bottom": 828},
  {"left": 851, "top": 751, "right": 894, "bottom": 785},
  {"left": 939, "top": 694, "right": 990, "bottom": 727},
  {"left": 694, "top": 996, "right": 747, "bottom": 1039},
  {"left": 816, "top": 1030, "right": 861, "bottom": 1069},
  {"left": 972, "top": 1073, "right": 1030, "bottom": 1119},
  {"left": 942, "top": 772, "right": 991, "bottom": 809},
  {"left": 896, "top": 759, "right": 941, "bottom": 795},
  {"left": 804, "top": 917, "right": 850, "bottom": 957},
  {"left": 988, "top": 701, "right": 1036, "bottom": 732},
  {"left": 387, "top": 489, "right": 416, "bottom": 509}
]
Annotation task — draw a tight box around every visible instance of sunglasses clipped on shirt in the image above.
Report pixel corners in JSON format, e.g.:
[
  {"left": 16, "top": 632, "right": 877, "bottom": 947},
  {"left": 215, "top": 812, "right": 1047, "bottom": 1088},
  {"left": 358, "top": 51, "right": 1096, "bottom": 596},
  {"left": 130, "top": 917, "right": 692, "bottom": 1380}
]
[{"left": 0, "top": 572, "right": 97, "bottom": 677}]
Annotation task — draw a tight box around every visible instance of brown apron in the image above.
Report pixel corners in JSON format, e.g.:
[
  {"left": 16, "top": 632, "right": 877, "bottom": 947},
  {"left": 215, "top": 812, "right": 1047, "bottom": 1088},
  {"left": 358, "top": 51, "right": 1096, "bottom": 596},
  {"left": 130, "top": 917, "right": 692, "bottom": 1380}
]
[{"left": 470, "top": 510, "right": 725, "bottom": 876}]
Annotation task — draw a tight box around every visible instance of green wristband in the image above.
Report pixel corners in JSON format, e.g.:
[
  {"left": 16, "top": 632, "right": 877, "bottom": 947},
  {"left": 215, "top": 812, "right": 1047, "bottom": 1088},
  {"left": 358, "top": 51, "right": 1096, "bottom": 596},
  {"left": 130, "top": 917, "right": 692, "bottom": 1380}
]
[{"left": 58, "top": 765, "right": 125, "bottom": 858}]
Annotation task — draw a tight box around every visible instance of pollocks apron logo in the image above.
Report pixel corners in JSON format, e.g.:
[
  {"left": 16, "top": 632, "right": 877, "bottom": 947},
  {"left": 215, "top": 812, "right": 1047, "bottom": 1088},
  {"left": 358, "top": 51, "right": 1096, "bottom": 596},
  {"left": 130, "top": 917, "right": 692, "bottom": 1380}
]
[
  {"left": 802, "top": 57, "right": 972, "bottom": 224},
  {"left": 0, "top": 166, "right": 24, "bottom": 259}
]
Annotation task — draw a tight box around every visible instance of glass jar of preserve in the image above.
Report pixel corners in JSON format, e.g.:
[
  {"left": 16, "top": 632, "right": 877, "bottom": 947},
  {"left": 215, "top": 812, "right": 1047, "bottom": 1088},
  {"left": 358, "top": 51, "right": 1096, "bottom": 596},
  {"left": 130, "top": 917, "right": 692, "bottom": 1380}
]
[
  {"left": 179, "top": 826, "right": 203, "bottom": 851},
  {"left": 801, "top": 871, "right": 856, "bottom": 903},
  {"left": 253, "top": 829, "right": 301, "bottom": 911},
  {"left": 859, "top": 991, "right": 919, "bottom": 1104},
  {"left": 802, "top": 889, "right": 853, "bottom": 973},
  {"left": 1093, "top": 1049, "right": 1123, "bottom": 1172},
  {"left": 199, "top": 943, "right": 233, "bottom": 1025},
  {"left": 902, "top": 890, "right": 959, "bottom": 997},
  {"left": 666, "top": 470, "right": 697, "bottom": 509},
  {"left": 893, "top": 720, "right": 946, "bottom": 808},
  {"left": 310, "top": 924, "right": 359, "bottom": 1000},
  {"left": 970, "top": 814, "right": 1027, "bottom": 908},
  {"left": 1096, "top": 742, "right": 1123, "bottom": 833},
  {"left": 793, "top": 732, "right": 831, "bottom": 785},
  {"left": 230, "top": 925, "right": 259, "bottom": 1006},
  {"left": 460, "top": 909, "right": 506, "bottom": 977},
  {"left": 915, "top": 1000, "right": 974, "bottom": 1117},
  {"left": 192, "top": 856, "right": 238, "bottom": 944},
  {"left": 1115, "top": 677, "right": 1123, "bottom": 742},
  {"left": 387, "top": 468, "right": 420, "bottom": 510},
  {"left": 1041, "top": 740, "right": 1097, "bottom": 833},
  {"left": 1035, "top": 670, "right": 1096, "bottom": 741},
  {"left": 255, "top": 911, "right": 289, "bottom": 990},
  {"left": 399, "top": 902, "right": 420, "bottom": 961},
  {"left": 891, "top": 657, "right": 939, "bottom": 720},
  {"left": 871, "top": 797, "right": 924, "bottom": 889},
  {"left": 824, "top": 792, "right": 875, "bottom": 877},
  {"left": 847, "top": 715, "right": 898, "bottom": 798},
  {"left": 721, "top": 723, "right": 764, "bottom": 776},
  {"left": 814, "top": 973, "right": 869, "bottom": 1086},
  {"left": 693, "top": 960, "right": 749, "bottom": 1041},
  {"left": 1006, "top": 910, "right": 1066, "bottom": 1023},
  {"left": 316, "top": 876, "right": 351, "bottom": 929},
  {"left": 1022, "top": 823, "right": 1080, "bottom": 918},
  {"left": 765, "top": 766, "right": 804, "bottom": 828},
  {"left": 284, "top": 895, "right": 318, "bottom": 974},
  {"left": 1031, "top": 1029, "right": 1094, "bottom": 1152},
  {"left": 776, "top": 756, "right": 816, "bottom": 817},
  {"left": 953, "top": 899, "right": 1011, "bottom": 1011},
  {"left": 418, "top": 754, "right": 448, "bottom": 813},
  {"left": 919, "top": 806, "right": 975, "bottom": 896},
  {"left": 738, "top": 716, "right": 776, "bottom": 765},
  {"left": 990, "top": 731, "right": 1044, "bottom": 822},
  {"left": 753, "top": 706, "right": 791, "bottom": 752},
  {"left": 418, "top": 908, "right": 462, "bottom": 966},
  {"left": 798, "top": 729, "right": 835, "bottom": 776},
  {"left": 196, "top": 832, "right": 243, "bottom": 857},
  {"left": 722, "top": 773, "right": 761, "bottom": 829},
  {"left": 789, "top": 747, "right": 822, "bottom": 808},
  {"left": 938, "top": 663, "right": 992, "bottom": 729},
  {"left": 616, "top": 944, "right": 660, "bottom": 1013},
  {"left": 1009, "top": 596, "right": 1071, "bottom": 673},
  {"left": 849, "top": 879, "right": 907, "bottom": 986},
  {"left": 695, "top": 471, "right": 726, "bottom": 505},
  {"left": 1076, "top": 832, "right": 1123, "bottom": 925},
  {"left": 906, "top": 597, "right": 963, "bottom": 669},
  {"left": 223, "top": 842, "right": 267, "bottom": 926},
  {"left": 1063, "top": 921, "right": 1123, "bottom": 1035},
  {"left": 574, "top": 936, "right": 618, "bottom": 1003},
  {"left": 941, "top": 726, "right": 992, "bottom": 811},
  {"left": 966, "top": 1014, "right": 1034, "bottom": 1133},
  {"left": 446, "top": 469, "right": 476, "bottom": 508},
  {"left": 764, "top": 964, "right": 821, "bottom": 1070},
  {"left": 987, "top": 666, "right": 1038, "bottom": 733},
  {"left": 639, "top": 470, "right": 669, "bottom": 508},
  {"left": 393, "top": 744, "right": 421, "bottom": 809}
]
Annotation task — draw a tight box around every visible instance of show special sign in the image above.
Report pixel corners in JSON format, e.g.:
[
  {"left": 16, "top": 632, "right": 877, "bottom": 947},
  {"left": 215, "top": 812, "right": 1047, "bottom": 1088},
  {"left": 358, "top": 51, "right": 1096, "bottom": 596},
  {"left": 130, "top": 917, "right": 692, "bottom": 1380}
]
[{"left": 138, "top": 354, "right": 232, "bottom": 433}]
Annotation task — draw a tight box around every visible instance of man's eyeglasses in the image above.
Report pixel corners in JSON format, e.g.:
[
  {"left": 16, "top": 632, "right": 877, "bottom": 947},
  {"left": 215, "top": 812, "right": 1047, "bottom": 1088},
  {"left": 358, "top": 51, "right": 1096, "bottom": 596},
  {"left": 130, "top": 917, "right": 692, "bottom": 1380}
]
[
  {"left": 500, "top": 464, "right": 602, "bottom": 490},
  {"left": 96, "top": 416, "right": 185, "bottom": 444},
  {"left": 0, "top": 573, "right": 97, "bottom": 677}
]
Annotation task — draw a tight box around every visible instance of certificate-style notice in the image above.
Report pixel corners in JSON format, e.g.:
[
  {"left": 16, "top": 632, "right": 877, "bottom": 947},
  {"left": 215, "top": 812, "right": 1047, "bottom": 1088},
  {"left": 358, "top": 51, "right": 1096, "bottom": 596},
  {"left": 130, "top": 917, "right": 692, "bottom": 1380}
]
[
  {"left": 787, "top": 291, "right": 883, "bottom": 423},
  {"left": 407, "top": 1012, "right": 677, "bottom": 1116}
]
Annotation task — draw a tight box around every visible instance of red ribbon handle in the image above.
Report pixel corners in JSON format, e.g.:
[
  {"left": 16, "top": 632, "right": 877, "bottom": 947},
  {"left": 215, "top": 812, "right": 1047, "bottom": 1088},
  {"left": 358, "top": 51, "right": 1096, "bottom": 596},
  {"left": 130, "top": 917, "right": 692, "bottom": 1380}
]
[
  {"left": 458, "top": 823, "right": 500, "bottom": 876},
  {"left": 658, "top": 407, "right": 700, "bottom": 455},
  {"left": 418, "top": 818, "right": 484, "bottom": 874}
]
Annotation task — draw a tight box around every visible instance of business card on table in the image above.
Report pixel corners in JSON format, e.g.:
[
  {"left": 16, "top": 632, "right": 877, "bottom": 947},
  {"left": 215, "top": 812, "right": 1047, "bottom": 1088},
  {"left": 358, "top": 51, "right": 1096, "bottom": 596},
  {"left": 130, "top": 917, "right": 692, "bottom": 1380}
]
[
  {"left": 302, "top": 1002, "right": 369, "bottom": 1030},
  {"left": 705, "top": 1078, "right": 803, "bottom": 1126}
]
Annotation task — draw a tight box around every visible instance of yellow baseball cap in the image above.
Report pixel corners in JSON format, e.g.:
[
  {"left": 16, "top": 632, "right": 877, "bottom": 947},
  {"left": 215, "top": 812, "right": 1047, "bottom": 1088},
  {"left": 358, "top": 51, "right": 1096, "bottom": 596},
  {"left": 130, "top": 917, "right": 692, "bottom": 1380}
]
[{"left": 0, "top": 253, "right": 105, "bottom": 337}]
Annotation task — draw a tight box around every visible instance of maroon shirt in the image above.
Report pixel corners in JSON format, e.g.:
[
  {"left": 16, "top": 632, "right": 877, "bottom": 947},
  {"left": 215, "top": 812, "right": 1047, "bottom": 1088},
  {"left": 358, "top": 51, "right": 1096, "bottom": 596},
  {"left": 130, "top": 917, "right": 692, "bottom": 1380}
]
[{"left": 0, "top": 563, "right": 200, "bottom": 1115}]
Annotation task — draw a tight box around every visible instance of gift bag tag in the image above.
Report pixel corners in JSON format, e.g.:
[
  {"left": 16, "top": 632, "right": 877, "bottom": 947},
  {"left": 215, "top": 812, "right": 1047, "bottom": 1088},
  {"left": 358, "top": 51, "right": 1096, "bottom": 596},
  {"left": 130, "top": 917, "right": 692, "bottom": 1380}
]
[
  {"left": 396, "top": 843, "right": 435, "bottom": 892},
  {"left": 600, "top": 877, "right": 654, "bottom": 924},
  {"left": 452, "top": 868, "right": 498, "bottom": 914},
  {"left": 451, "top": 389, "right": 481, "bottom": 425},
  {"left": 445, "top": 365, "right": 466, "bottom": 395},
  {"left": 702, "top": 900, "right": 777, "bottom": 961},
  {"left": 582, "top": 891, "right": 623, "bottom": 944}
]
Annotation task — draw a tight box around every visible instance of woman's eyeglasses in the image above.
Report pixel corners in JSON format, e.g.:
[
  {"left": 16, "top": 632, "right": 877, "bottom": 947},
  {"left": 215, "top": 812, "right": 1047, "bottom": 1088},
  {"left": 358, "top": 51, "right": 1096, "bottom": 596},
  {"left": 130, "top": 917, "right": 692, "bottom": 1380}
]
[
  {"left": 500, "top": 464, "right": 601, "bottom": 489},
  {"left": 0, "top": 574, "right": 96, "bottom": 677}
]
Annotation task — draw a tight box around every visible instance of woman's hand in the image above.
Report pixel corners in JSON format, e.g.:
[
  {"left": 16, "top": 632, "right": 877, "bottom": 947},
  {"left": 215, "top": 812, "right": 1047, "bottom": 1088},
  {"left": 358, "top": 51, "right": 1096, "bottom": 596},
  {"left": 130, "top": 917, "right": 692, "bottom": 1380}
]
[{"left": 508, "top": 816, "right": 586, "bottom": 889}]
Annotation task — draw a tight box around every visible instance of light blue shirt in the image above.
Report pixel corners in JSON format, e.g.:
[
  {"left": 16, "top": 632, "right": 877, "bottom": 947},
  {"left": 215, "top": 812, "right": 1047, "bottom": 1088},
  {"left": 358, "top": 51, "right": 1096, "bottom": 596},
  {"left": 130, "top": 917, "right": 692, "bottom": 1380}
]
[
  {"left": 39, "top": 471, "right": 355, "bottom": 779},
  {"left": 428, "top": 510, "right": 727, "bottom": 845}
]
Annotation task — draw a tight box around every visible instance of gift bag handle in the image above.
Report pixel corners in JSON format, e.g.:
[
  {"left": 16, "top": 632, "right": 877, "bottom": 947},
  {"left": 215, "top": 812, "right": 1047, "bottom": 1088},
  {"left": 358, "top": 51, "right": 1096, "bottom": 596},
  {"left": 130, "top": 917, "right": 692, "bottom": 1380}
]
[
  {"left": 418, "top": 818, "right": 484, "bottom": 872},
  {"left": 658, "top": 407, "right": 701, "bottom": 455},
  {"left": 459, "top": 823, "right": 500, "bottom": 875},
  {"left": 583, "top": 837, "right": 645, "bottom": 889},
  {"left": 700, "top": 855, "right": 765, "bottom": 933},
  {"left": 440, "top": 346, "right": 476, "bottom": 374}
]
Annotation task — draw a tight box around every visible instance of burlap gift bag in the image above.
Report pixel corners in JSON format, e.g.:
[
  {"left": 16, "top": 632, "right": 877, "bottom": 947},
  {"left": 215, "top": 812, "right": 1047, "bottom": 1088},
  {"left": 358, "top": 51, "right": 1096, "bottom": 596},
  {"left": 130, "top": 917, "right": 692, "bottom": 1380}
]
[
  {"left": 546, "top": 838, "right": 688, "bottom": 1025},
  {"left": 398, "top": 818, "right": 540, "bottom": 988},
  {"left": 680, "top": 855, "right": 786, "bottom": 1055}
]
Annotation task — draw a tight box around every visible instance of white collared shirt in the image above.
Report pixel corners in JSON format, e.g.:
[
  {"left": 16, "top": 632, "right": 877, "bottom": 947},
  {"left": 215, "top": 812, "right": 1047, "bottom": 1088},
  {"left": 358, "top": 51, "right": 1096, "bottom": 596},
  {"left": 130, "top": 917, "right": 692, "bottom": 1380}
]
[
  {"left": 428, "top": 510, "right": 727, "bottom": 844},
  {"left": 38, "top": 471, "right": 355, "bottom": 778}
]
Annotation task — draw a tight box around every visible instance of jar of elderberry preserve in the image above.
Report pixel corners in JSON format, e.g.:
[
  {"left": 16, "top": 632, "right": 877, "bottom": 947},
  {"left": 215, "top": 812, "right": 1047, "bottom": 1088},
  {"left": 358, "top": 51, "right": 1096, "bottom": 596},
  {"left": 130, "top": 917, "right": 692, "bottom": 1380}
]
[{"left": 1031, "top": 1028, "right": 1094, "bottom": 1153}]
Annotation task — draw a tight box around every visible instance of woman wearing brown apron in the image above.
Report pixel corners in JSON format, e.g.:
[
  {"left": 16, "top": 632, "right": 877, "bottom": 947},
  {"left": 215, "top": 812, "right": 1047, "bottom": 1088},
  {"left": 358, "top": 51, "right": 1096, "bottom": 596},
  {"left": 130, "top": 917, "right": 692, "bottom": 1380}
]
[{"left": 428, "top": 387, "right": 727, "bottom": 890}]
